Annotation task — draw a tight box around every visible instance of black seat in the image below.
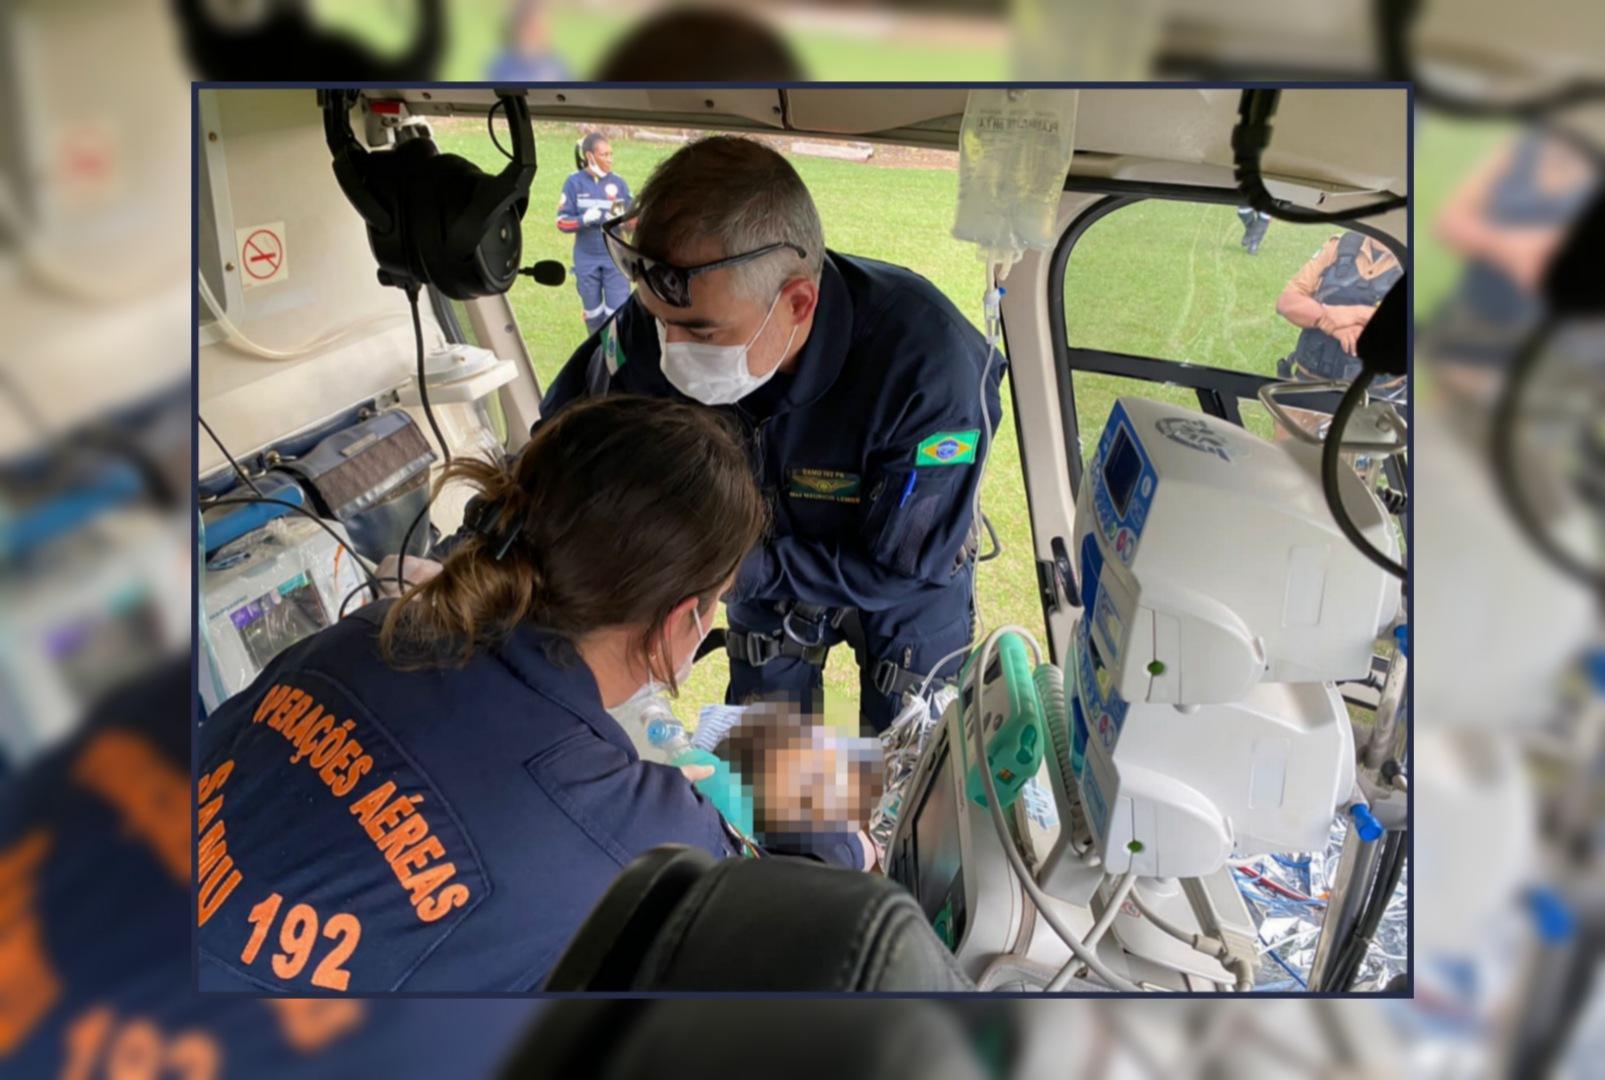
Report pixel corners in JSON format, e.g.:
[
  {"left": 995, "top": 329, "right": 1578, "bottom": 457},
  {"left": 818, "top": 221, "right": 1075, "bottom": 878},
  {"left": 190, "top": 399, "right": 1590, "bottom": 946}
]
[
  {"left": 498, "top": 999, "right": 998, "bottom": 1080},
  {"left": 544, "top": 845, "right": 974, "bottom": 992}
]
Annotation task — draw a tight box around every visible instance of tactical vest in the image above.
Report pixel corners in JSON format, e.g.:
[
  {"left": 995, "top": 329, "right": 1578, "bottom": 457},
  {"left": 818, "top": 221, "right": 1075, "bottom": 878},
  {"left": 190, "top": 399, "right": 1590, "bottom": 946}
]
[{"left": 1291, "top": 232, "right": 1403, "bottom": 381}]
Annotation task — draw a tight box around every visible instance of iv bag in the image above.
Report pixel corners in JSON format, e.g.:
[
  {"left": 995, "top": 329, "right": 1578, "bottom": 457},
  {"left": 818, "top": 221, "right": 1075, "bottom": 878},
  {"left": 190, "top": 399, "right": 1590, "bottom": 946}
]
[
  {"left": 1012, "top": 0, "right": 1164, "bottom": 81},
  {"left": 953, "top": 89, "right": 1079, "bottom": 268}
]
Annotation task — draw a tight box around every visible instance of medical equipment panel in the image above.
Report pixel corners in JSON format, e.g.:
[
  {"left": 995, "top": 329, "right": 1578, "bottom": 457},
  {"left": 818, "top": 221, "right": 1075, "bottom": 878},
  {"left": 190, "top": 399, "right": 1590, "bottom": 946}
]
[
  {"left": 200, "top": 515, "right": 366, "bottom": 711},
  {"left": 1074, "top": 397, "right": 1401, "bottom": 706}
]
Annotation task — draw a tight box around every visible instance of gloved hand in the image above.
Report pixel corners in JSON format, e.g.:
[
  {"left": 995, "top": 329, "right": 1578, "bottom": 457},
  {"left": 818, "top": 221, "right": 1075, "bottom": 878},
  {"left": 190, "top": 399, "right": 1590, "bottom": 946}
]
[
  {"left": 672, "top": 748, "right": 755, "bottom": 837},
  {"left": 582, "top": 206, "right": 604, "bottom": 225}
]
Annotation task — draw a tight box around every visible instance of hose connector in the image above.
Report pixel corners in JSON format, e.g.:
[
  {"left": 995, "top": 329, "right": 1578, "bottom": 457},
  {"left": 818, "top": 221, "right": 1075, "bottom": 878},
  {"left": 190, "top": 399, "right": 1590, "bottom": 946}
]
[{"left": 1348, "top": 802, "right": 1385, "bottom": 843}]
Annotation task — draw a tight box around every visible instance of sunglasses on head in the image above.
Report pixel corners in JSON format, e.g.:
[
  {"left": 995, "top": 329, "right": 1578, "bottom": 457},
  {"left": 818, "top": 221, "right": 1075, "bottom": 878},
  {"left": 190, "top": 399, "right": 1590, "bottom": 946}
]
[{"left": 602, "top": 212, "right": 807, "bottom": 308}]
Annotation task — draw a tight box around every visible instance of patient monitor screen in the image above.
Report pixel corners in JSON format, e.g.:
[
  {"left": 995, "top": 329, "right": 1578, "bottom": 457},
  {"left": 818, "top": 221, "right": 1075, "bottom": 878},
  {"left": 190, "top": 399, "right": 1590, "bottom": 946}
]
[
  {"left": 231, "top": 572, "right": 330, "bottom": 671},
  {"left": 911, "top": 741, "right": 967, "bottom": 945},
  {"left": 1103, "top": 425, "right": 1142, "bottom": 518}
]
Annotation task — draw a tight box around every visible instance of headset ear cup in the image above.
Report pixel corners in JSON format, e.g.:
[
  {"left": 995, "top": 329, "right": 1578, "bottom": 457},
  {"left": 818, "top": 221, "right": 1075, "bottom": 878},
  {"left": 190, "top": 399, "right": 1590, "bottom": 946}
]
[
  {"left": 399, "top": 153, "right": 463, "bottom": 297},
  {"left": 439, "top": 177, "right": 523, "bottom": 298},
  {"left": 434, "top": 95, "right": 535, "bottom": 298}
]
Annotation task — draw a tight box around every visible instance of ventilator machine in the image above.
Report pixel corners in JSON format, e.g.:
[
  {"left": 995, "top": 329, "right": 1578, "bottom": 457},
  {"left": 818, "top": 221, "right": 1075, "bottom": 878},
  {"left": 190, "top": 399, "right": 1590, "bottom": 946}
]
[{"left": 888, "top": 397, "right": 1403, "bottom": 990}]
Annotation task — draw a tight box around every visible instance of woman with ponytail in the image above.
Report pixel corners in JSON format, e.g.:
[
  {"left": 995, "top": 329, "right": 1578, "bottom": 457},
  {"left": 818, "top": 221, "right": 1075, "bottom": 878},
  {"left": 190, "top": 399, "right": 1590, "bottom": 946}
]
[{"left": 197, "top": 396, "right": 795, "bottom": 992}]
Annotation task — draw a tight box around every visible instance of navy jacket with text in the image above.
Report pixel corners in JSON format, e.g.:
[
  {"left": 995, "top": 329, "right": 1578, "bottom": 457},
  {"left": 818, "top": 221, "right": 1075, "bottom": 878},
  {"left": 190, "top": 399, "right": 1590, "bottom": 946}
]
[{"left": 195, "top": 603, "right": 742, "bottom": 992}]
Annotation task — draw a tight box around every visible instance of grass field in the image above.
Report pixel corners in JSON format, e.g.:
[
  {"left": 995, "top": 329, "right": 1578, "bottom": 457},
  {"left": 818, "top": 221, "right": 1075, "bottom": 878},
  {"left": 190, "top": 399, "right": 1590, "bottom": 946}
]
[
  {"left": 1061, "top": 201, "right": 1345, "bottom": 446},
  {"left": 433, "top": 112, "right": 1473, "bottom": 729},
  {"left": 313, "top": 0, "right": 1007, "bottom": 81}
]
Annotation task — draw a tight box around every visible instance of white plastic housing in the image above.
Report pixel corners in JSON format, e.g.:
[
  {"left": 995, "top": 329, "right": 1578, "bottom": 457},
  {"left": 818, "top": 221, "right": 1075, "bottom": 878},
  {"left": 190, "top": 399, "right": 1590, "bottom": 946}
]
[
  {"left": 1070, "top": 619, "right": 1357, "bottom": 879},
  {"left": 200, "top": 515, "right": 366, "bottom": 710},
  {"left": 1074, "top": 397, "right": 1401, "bottom": 706}
]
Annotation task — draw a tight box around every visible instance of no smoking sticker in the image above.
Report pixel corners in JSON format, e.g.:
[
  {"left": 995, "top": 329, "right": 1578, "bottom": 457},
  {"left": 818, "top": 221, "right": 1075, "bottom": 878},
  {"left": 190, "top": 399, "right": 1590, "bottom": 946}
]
[{"left": 236, "top": 222, "right": 288, "bottom": 289}]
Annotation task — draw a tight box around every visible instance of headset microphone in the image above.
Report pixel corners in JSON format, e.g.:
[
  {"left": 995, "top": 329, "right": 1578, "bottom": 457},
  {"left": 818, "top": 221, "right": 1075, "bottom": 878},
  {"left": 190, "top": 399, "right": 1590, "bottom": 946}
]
[{"left": 520, "top": 261, "right": 568, "bottom": 287}]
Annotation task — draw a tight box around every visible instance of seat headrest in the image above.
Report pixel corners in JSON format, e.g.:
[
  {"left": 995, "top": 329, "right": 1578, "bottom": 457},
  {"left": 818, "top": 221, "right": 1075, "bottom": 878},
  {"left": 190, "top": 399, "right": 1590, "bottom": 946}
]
[{"left": 545, "top": 846, "right": 974, "bottom": 992}]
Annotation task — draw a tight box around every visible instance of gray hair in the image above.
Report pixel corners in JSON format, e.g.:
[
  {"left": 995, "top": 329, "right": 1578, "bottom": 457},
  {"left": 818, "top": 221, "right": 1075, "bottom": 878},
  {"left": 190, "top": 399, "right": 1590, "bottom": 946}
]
[{"left": 633, "top": 135, "right": 825, "bottom": 301}]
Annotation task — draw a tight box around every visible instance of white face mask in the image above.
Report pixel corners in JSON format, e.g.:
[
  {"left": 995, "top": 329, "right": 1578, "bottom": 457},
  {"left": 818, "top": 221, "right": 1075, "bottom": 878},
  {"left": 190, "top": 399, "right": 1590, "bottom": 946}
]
[
  {"left": 657, "top": 289, "right": 798, "bottom": 406},
  {"left": 636, "top": 606, "right": 708, "bottom": 699},
  {"left": 674, "top": 607, "right": 708, "bottom": 687}
]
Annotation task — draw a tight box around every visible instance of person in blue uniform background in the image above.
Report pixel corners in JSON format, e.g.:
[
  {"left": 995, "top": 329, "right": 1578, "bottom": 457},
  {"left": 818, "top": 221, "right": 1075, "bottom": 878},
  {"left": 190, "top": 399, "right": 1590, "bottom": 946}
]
[
  {"left": 195, "top": 396, "right": 815, "bottom": 993},
  {"left": 484, "top": 0, "right": 572, "bottom": 82},
  {"left": 1269, "top": 229, "right": 1404, "bottom": 439},
  {"left": 1236, "top": 205, "right": 1271, "bottom": 254},
  {"left": 543, "top": 135, "right": 1004, "bottom": 738},
  {"left": 559, "top": 133, "right": 633, "bottom": 334}
]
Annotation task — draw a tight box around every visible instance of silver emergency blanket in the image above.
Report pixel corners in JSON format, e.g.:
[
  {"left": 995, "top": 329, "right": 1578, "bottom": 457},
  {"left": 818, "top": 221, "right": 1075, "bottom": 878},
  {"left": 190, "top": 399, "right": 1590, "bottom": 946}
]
[
  {"left": 1237, "top": 818, "right": 1409, "bottom": 991},
  {"left": 867, "top": 686, "right": 959, "bottom": 853}
]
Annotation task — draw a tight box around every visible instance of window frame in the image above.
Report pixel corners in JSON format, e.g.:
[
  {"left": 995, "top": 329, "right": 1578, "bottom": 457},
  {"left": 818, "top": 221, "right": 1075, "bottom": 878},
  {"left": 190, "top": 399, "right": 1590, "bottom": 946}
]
[{"left": 1046, "top": 180, "right": 1408, "bottom": 497}]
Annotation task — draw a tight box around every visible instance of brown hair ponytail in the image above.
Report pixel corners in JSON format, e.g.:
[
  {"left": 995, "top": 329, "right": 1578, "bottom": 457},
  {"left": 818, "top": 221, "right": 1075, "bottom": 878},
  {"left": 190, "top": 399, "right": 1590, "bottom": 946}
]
[{"left": 380, "top": 395, "right": 767, "bottom": 685}]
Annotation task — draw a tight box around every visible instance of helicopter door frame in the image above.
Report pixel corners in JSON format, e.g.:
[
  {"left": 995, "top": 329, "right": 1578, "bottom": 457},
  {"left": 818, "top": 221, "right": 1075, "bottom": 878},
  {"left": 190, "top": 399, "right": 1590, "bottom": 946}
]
[{"left": 453, "top": 291, "right": 545, "bottom": 454}]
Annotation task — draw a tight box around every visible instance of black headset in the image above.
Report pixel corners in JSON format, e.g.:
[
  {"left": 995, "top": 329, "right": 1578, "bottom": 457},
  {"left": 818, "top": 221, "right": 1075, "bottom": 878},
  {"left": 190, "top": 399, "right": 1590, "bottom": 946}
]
[
  {"left": 318, "top": 89, "right": 537, "bottom": 301},
  {"left": 174, "top": 0, "right": 444, "bottom": 82}
]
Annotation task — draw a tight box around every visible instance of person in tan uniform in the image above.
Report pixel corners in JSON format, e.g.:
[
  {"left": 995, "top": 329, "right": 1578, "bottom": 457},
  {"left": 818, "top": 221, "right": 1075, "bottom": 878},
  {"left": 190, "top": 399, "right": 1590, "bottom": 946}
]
[
  {"left": 1427, "top": 130, "right": 1597, "bottom": 404},
  {"left": 1271, "top": 231, "right": 1404, "bottom": 437},
  {"left": 1276, "top": 232, "right": 1404, "bottom": 381}
]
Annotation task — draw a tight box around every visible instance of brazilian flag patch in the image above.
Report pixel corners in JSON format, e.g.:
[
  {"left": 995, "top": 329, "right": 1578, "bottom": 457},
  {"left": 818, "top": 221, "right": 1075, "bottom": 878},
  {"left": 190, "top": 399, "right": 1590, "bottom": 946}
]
[
  {"left": 787, "top": 468, "right": 861, "bottom": 503},
  {"left": 603, "top": 322, "right": 626, "bottom": 373},
  {"left": 915, "top": 430, "right": 979, "bottom": 467}
]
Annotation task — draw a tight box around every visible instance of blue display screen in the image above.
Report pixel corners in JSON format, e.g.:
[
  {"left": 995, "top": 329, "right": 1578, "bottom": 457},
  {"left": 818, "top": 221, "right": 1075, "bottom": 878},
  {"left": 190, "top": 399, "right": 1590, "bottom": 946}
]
[{"left": 1103, "top": 425, "right": 1142, "bottom": 518}]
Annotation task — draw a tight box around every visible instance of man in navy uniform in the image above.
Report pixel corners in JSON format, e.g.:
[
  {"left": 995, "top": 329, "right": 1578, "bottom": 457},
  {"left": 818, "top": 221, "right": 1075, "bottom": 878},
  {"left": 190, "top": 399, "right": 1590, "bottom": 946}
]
[
  {"left": 558, "top": 132, "right": 633, "bottom": 334},
  {"left": 543, "top": 135, "right": 1003, "bottom": 736},
  {"left": 1236, "top": 205, "right": 1271, "bottom": 254}
]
